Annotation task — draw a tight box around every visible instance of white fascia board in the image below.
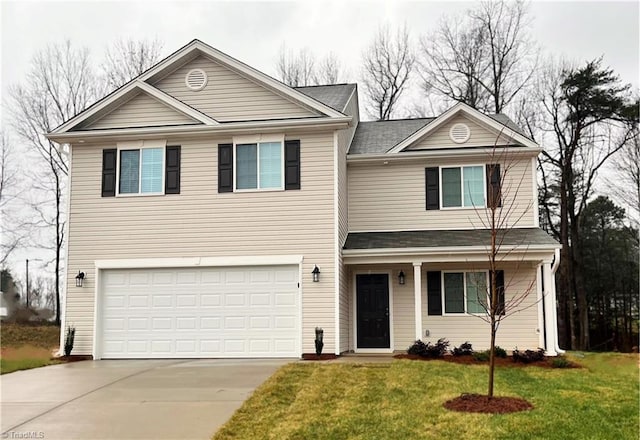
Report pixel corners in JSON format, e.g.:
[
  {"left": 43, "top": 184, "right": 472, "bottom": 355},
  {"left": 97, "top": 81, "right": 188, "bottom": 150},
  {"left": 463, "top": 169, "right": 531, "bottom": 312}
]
[
  {"left": 47, "top": 116, "right": 352, "bottom": 143},
  {"left": 343, "top": 250, "right": 555, "bottom": 266},
  {"left": 135, "top": 81, "right": 218, "bottom": 125},
  {"left": 342, "top": 244, "right": 561, "bottom": 258},
  {"left": 95, "top": 255, "right": 304, "bottom": 269},
  {"left": 387, "top": 102, "right": 540, "bottom": 153},
  {"left": 347, "top": 145, "right": 542, "bottom": 163}
]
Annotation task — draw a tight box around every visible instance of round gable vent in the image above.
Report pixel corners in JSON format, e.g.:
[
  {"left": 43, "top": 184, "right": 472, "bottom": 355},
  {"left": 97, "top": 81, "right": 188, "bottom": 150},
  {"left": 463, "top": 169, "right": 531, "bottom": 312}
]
[
  {"left": 449, "top": 123, "right": 471, "bottom": 144},
  {"left": 185, "top": 68, "right": 208, "bottom": 91}
]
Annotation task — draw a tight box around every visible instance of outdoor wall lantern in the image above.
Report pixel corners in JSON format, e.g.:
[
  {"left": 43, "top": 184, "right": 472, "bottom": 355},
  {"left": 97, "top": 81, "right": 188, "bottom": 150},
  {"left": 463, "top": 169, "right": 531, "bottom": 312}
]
[
  {"left": 312, "top": 265, "right": 320, "bottom": 282},
  {"left": 398, "top": 270, "right": 406, "bottom": 285},
  {"left": 75, "top": 271, "right": 85, "bottom": 288}
]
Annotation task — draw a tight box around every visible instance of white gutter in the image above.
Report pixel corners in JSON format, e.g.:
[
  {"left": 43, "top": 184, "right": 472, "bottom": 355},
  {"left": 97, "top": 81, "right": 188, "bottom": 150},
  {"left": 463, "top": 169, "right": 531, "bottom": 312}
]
[
  {"left": 346, "top": 146, "right": 542, "bottom": 163},
  {"left": 550, "top": 248, "right": 565, "bottom": 354},
  {"left": 47, "top": 116, "right": 352, "bottom": 143}
]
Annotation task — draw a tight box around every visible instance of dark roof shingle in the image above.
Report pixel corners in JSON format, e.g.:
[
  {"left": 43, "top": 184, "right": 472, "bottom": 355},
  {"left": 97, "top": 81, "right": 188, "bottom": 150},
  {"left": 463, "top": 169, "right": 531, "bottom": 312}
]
[
  {"left": 294, "top": 84, "right": 356, "bottom": 113},
  {"left": 343, "top": 228, "right": 559, "bottom": 250}
]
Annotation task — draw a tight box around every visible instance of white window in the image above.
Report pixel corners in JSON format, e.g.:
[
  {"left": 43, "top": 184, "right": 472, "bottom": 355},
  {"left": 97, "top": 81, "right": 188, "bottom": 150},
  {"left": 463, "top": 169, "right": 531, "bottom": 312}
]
[
  {"left": 118, "top": 147, "right": 164, "bottom": 195},
  {"left": 234, "top": 140, "right": 284, "bottom": 191},
  {"left": 441, "top": 165, "right": 485, "bottom": 208},
  {"left": 443, "top": 271, "right": 488, "bottom": 315}
]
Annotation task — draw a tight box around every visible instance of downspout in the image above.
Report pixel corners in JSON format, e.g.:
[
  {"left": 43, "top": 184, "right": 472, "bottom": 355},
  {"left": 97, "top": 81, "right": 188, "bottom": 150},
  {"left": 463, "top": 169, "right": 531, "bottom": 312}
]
[{"left": 550, "top": 248, "right": 565, "bottom": 354}]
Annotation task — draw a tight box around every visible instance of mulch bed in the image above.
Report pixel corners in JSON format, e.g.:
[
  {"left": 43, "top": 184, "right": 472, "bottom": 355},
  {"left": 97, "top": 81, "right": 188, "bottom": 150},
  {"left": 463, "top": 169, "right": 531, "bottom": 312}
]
[
  {"left": 302, "top": 353, "right": 338, "bottom": 361},
  {"left": 394, "top": 353, "right": 581, "bottom": 369},
  {"left": 54, "top": 355, "right": 93, "bottom": 362},
  {"left": 444, "top": 393, "right": 533, "bottom": 414}
]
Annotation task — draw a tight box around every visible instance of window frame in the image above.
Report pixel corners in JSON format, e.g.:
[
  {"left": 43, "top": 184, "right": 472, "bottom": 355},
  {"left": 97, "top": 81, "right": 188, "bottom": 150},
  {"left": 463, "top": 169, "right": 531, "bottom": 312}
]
[
  {"left": 232, "top": 135, "right": 285, "bottom": 192},
  {"left": 115, "top": 144, "right": 166, "bottom": 197},
  {"left": 439, "top": 164, "right": 487, "bottom": 210},
  {"left": 441, "top": 270, "right": 489, "bottom": 316}
]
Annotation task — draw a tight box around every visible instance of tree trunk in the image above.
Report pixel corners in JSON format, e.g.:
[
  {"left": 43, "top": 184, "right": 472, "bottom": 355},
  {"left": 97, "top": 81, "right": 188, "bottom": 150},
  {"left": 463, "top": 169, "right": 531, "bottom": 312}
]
[
  {"left": 54, "top": 171, "right": 61, "bottom": 326},
  {"left": 488, "top": 322, "right": 496, "bottom": 398},
  {"left": 571, "top": 224, "right": 590, "bottom": 350}
]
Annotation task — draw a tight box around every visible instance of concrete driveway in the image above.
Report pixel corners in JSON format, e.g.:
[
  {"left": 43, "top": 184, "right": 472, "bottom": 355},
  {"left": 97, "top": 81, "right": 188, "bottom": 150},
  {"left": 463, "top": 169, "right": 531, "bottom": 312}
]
[{"left": 1, "top": 359, "right": 290, "bottom": 439}]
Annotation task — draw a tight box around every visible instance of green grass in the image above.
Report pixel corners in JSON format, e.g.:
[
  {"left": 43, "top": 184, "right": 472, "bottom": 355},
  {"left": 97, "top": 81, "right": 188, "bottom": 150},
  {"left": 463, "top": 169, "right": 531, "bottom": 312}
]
[
  {"left": 0, "top": 323, "right": 61, "bottom": 374},
  {"left": 213, "top": 353, "right": 639, "bottom": 440}
]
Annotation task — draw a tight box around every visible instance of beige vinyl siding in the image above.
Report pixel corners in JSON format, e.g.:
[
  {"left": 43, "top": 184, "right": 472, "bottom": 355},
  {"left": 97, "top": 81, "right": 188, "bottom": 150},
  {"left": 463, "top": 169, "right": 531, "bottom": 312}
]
[
  {"left": 337, "top": 92, "right": 358, "bottom": 352},
  {"left": 66, "top": 132, "right": 335, "bottom": 355},
  {"left": 407, "top": 115, "right": 511, "bottom": 150},
  {"left": 421, "top": 263, "right": 540, "bottom": 350},
  {"left": 153, "top": 55, "right": 319, "bottom": 122},
  {"left": 87, "top": 93, "right": 198, "bottom": 129},
  {"left": 348, "top": 155, "right": 535, "bottom": 231}
]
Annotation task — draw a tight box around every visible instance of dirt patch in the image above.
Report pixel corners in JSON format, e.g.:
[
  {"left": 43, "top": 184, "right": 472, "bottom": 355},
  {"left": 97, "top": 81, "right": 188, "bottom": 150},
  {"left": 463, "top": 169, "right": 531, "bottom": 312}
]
[
  {"left": 444, "top": 393, "right": 533, "bottom": 414},
  {"left": 394, "top": 353, "right": 581, "bottom": 369},
  {"left": 1, "top": 345, "right": 52, "bottom": 360}
]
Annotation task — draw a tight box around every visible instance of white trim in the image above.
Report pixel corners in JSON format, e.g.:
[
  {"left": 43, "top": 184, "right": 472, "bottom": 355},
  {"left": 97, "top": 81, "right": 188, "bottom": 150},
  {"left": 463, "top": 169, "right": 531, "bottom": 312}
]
[
  {"left": 232, "top": 136, "right": 285, "bottom": 192},
  {"left": 439, "top": 164, "right": 487, "bottom": 209},
  {"left": 536, "top": 264, "right": 545, "bottom": 349},
  {"left": 352, "top": 271, "right": 394, "bottom": 353},
  {"left": 58, "top": 144, "right": 73, "bottom": 356},
  {"left": 532, "top": 156, "right": 540, "bottom": 227},
  {"left": 343, "top": 244, "right": 561, "bottom": 257},
  {"left": 94, "top": 255, "right": 304, "bottom": 269},
  {"left": 542, "top": 262, "right": 558, "bottom": 356},
  {"left": 48, "top": 117, "right": 351, "bottom": 143},
  {"left": 51, "top": 39, "right": 345, "bottom": 134},
  {"left": 92, "top": 268, "right": 101, "bottom": 360},
  {"left": 413, "top": 262, "right": 423, "bottom": 340},
  {"left": 333, "top": 130, "right": 341, "bottom": 355},
  {"left": 135, "top": 81, "right": 218, "bottom": 125},
  {"left": 115, "top": 141, "right": 166, "bottom": 197},
  {"left": 347, "top": 146, "right": 541, "bottom": 163},
  {"left": 388, "top": 102, "right": 539, "bottom": 153},
  {"left": 298, "top": 261, "right": 304, "bottom": 359}
]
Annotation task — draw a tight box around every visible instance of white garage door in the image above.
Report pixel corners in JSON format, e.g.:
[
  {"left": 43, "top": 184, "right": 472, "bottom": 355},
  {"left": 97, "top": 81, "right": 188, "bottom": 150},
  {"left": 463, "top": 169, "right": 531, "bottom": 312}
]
[{"left": 99, "top": 265, "right": 300, "bottom": 358}]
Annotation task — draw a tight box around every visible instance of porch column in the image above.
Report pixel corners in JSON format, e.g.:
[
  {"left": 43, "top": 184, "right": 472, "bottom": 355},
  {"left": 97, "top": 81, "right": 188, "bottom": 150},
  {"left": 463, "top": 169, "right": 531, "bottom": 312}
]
[
  {"left": 536, "top": 264, "right": 545, "bottom": 349},
  {"left": 542, "top": 261, "right": 558, "bottom": 355},
  {"left": 413, "top": 262, "right": 423, "bottom": 340}
]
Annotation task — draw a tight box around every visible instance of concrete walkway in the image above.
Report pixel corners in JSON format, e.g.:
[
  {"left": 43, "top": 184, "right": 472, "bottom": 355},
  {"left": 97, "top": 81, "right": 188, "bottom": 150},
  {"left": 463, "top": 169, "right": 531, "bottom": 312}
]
[{"left": 0, "top": 359, "right": 289, "bottom": 440}]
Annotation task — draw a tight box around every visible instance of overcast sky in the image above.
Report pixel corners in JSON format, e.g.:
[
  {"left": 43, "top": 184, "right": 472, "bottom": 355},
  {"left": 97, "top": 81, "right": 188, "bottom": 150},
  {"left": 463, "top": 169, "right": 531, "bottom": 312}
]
[{"left": 1, "top": 0, "right": 639, "bottom": 120}]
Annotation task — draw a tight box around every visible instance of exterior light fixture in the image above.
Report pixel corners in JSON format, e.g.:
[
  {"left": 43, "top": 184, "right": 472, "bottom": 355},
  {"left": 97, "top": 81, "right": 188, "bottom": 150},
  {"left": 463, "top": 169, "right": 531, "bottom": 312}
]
[
  {"left": 398, "top": 270, "right": 406, "bottom": 285},
  {"left": 312, "top": 265, "right": 320, "bottom": 282},
  {"left": 75, "top": 271, "right": 85, "bottom": 288}
]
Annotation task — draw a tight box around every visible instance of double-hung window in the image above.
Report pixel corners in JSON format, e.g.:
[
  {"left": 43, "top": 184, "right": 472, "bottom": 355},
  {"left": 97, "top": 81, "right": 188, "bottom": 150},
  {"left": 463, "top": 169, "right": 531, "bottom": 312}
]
[
  {"left": 119, "top": 147, "right": 164, "bottom": 195},
  {"left": 235, "top": 140, "right": 283, "bottom": 191},
  {"left": 443, "top": 271, "right": 488, "bottom": 315},
  {"left": 441, "top": 165, "right": 485, "bottom": 208}
]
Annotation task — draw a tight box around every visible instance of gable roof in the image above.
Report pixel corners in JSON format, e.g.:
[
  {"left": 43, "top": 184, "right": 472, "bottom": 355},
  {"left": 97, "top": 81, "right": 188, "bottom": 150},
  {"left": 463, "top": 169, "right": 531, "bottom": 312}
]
[
  {"left": 387, "top": 102, "right": 538, "bottom": 153},
  {"left": 51, "top": 39, "right": 347, "bottom": 135},
  {"left": 294, "top": 84, "right": 356, "bottom": 113}
]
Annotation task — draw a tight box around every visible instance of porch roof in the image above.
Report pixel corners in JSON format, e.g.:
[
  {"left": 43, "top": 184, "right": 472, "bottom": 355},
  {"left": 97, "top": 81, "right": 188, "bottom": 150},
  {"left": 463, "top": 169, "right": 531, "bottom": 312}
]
[{"left": 343, "top": 228, "right": 559, "bottom": 250}]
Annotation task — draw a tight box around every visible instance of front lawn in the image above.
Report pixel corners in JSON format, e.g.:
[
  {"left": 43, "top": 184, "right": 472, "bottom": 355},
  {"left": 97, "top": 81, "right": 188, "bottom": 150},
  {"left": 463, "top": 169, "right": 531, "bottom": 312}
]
[
  {"left": 0, "top": 323, "right": 61, "bottom": 374},
  {"left": 214, "top": 353, "right": 639, "bottom": 440}
]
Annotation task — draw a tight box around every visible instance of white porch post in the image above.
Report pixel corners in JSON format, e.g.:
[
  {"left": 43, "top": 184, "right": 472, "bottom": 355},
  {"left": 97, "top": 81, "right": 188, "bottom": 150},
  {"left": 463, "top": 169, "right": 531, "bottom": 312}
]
[
  {"left": 413, "top": 262, "right": 423, "bottom": 340},
  {"left": 542, "top": 261, "right": 558, "bottom": 355},
  {"left": 536, "top": 264, "right": 545, "bottom": 349}
]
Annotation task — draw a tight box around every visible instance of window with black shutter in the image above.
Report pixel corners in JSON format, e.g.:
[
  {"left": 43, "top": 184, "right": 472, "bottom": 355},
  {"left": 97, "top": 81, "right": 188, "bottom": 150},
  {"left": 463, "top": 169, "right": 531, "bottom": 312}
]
[
  {"left": 218, "top": 143, "right": 233, "bottom": 193},
  {"left": 284, "top": 140, "right": 301, "bottom": 190},
  {"left": 165, "top": 146, "right": 181, "bottom": 194},
  {"left": 101, "top": 149, "right": 117, "bottom": 197},
  {"left": 425, "top": 167, "right": 439, "bottom": 210},
  {"left": 427, "top": 271, "right": 442, "bottom": 315},
  {"left": 486, "top": 163, "right": 502, "bottom": 208}
]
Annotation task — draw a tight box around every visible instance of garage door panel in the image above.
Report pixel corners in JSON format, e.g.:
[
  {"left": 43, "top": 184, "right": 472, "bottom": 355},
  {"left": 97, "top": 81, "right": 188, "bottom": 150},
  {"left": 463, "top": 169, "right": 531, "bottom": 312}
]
[{"left": 100, "top": 265, "right": 299, "bottom": 358}]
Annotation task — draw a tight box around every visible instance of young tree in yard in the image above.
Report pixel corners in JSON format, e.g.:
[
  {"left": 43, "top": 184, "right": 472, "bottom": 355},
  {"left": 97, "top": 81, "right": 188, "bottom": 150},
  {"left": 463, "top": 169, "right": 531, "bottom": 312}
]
[
  {"left": 535, "top": 59, "right": 638, "bottom": 350},
  {"left": 102, "top": 38, "right": 164, "bottom": 92},
  {"left": 418, "top": 0, "right": 537, "bottom": 114},
  {"left": 361, "top": 24, "right": 415, "bottom": 120}
]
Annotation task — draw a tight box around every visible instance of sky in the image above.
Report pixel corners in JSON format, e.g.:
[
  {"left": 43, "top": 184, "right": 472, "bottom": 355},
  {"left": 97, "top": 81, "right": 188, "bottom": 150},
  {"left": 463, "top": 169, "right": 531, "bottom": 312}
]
[{"left": 0, "top": 0, "right": 639, "bottom": 283}]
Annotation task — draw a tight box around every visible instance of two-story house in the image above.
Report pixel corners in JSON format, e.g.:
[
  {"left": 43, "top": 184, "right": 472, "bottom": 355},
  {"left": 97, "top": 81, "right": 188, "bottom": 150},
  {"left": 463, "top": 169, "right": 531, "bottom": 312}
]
[{"left": 47, "top": 40, "right": 562, "bottom": 360}]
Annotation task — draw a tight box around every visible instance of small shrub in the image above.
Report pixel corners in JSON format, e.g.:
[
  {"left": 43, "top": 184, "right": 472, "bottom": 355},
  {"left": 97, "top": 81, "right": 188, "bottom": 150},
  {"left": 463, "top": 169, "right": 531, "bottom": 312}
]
[
  {"left": 513, "top": 347, "right": 546, "bottom": 364},
  {"left": 473, "top": 350, "right": 489, "bottom": 362},
  {"left": 64, "top": 326, "right": 76, "bottom": 356},
  {"left": 551, "top": 357, "right": 571, "bottom": 368},
  {"left": 494, "top": 346, "right": 508, "bottom": 358},
  {"left": 407, "top": 338, "right": 449, "bottom": 358},
  {"left": 452, "top": 341, "right": 474, "bottom": 356}
]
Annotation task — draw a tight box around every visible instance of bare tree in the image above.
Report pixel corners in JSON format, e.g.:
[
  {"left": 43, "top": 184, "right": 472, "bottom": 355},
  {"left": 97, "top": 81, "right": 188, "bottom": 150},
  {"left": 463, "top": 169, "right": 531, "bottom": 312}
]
[
  {"left": 0, "top": 132, "right": 25, "bottom": 265},
  {"left": 276, "top": 45, "right": 316, "bottom": 87},
  {"left": 535, "top": 58, "right": 637, "bottom": 350},
  {"left": 102, "top": 38, "right": 164, "bottom": 92},
  {"left": 9, "top": 41, "right": 99, "bottom": 325},
  {"left": 315, "top": 52, "right": 344, "bottom": 85},
  {"left": 361, "top": 24, "right": 415, "bottom": 120},
  {"left": 607, "top": 127, "right": 640, "bottom": 226},
  {"left": 418, "top": 0, "right": 537, "bottom": 114}
]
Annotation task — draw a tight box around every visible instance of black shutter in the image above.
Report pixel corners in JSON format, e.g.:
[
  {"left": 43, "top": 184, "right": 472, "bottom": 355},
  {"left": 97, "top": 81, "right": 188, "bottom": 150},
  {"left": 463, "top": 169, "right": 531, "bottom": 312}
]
[
  {"left": 425, "top": 167, "right": 439, "bottom": 210},
  {"left": 165, "top": 146, "right": 181, "bottom": 194},
  {"left": 490, "top": 270, "right": 506, "bottom": 316},
  {"left": 218, "top": 143, "right": 233, "bottom": 193},
  {"left": 285, "top": 140, "right": 301, "bottom": 190},
  {"left": 486, "top": 164, "right": 502, "bottom": 207},
  {"left": 102, "top": 148, "right": 117, "bottom": 197},
  {"left": 427, "top": 271, "right": 442, "bottom": 315}
]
